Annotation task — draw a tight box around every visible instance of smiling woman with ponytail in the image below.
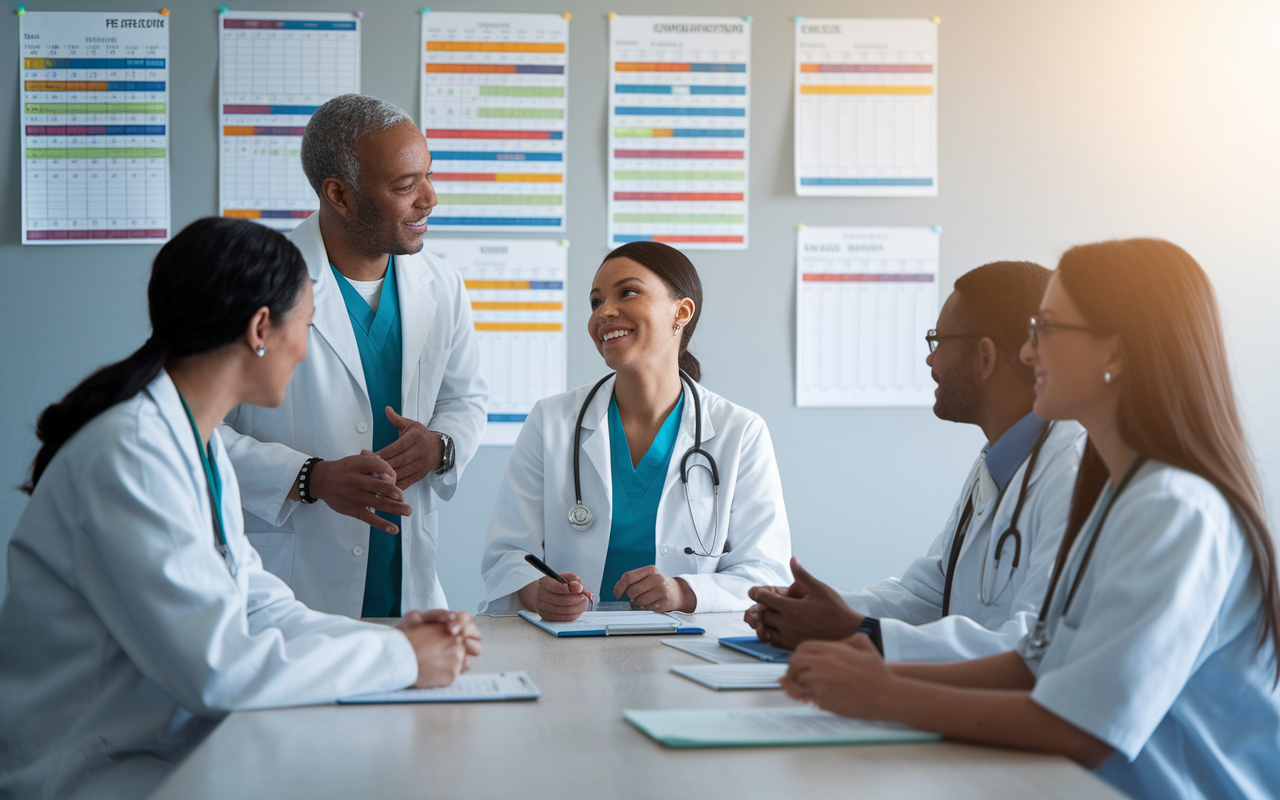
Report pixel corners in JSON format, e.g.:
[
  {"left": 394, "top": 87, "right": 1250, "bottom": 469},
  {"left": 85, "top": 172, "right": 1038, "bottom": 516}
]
[
  {"left": 479, "top": 241, "right": 793, "bottom": 621},
  {"left": 0, "top": 217, "right": 481, "bottom": 800}
]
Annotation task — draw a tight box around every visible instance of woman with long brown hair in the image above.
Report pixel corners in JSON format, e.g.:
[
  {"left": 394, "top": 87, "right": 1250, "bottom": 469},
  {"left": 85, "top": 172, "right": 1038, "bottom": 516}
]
[{"left": 780, "top": 238, "right": 1279, "bottom": 799}]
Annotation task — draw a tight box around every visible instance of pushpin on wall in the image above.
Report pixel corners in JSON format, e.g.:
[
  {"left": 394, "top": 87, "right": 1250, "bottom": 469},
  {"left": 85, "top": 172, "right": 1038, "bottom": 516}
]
[
  {"left": 608, "top": 12, "right": 617, "bottom": 20},
  {"left": 794, "top": 15, "right": 803, "bottom": 22},
  {"left": 559, "top": 239, "right": 570, "bottom": 247},
  {"left": 562, "top": 12, "right": 571, "bottom": 20},
  {"left": 16, "top": 5, "right": 25, "bottom": 14},
  {"left": 159, "top": 8, "right": 169, "bottom": 15},
  {"left": 796, "top": 223, "right": 807, "bottom": 231},
  {"left": 218, "top": 5, "right": 228, "bottom": 12},
  {"left": 420, "top": 8, "right": 430, "bottom": 14},
  {"left": 931, "top": 225, "right": 943, "bottom": 234},
  {"left": 743, "top": 15, "right": 752, "bottom": 22},
  {"left": 353, "top": 10, "right": 363, "bottom": 18},
  {"left": 930, "top": 16, "right": 941, "bottom": 24}
]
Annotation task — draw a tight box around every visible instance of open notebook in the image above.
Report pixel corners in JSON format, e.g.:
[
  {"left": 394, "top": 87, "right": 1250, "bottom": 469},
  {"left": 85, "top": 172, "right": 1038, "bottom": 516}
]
[
  {"left": 338, "top": 672, "right": 541, "bottom": 704},
  {"left": 518, "top": 610, "right": 704, "bottom": 637}
]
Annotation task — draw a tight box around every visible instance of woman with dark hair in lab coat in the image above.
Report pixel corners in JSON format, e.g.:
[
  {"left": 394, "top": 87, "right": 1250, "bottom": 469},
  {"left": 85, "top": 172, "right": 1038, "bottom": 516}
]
[{"left": 0, "top": 217, "right": 481, "bottom": 800}]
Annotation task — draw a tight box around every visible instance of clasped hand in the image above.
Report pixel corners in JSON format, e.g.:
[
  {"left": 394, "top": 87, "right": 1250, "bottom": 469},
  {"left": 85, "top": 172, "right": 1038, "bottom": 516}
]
[{"left": 395, "top": 609, "right": 483, "bottom": 688}]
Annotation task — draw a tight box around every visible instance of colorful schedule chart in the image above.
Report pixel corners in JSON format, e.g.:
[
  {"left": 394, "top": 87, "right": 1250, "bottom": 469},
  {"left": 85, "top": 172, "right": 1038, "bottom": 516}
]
[
  {"left": 424, "top": 239, "right": 567, "bottom": 446},
  {"left": 20, "top": 11, "right": 170, "bottom": 244},
  {"left": 219, "top": 10, "right": 360, "bottom": 231},
  {"left": 608, "top": 16, "right": 751, "bottom": 250},
  {"left": 421, "top": 12, "right": 569, "bottom": 232},
  {"left": 794, "top": 19, "right": 938, "bottom": 197},
  {"left": 796, "top": 227, "right": 939, "bottom": 407}
]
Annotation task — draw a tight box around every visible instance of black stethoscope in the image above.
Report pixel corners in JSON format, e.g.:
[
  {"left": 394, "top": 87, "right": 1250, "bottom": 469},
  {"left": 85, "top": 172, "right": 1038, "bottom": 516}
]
[
  {"left": 568, "top": 370, "right": 724, "bottom": 557},
  {"left": 942, "top": 421, "right": 1053, "bottom": 615}
]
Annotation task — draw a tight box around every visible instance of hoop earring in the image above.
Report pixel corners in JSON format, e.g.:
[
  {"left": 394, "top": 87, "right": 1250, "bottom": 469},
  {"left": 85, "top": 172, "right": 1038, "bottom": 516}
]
[
  {"left": 257, "top": 346, "right": 267, "bottom": 358},
  {"left": 1103, "top": 371, "right": 1112, "bottom": 384}
]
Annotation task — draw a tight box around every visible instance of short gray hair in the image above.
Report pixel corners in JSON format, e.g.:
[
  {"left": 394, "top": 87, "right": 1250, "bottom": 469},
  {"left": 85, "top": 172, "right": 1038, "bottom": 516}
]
[{"left": 301, "top": 94, "right": 412, "bottom": 196}]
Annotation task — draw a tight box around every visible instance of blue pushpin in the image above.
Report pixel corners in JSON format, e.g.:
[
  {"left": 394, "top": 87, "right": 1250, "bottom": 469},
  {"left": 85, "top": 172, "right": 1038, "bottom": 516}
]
[
  {"left": 932, "top": 225, "right": 943, "bottom": 234},
  {"left": 421, "top": 7, "right": 430, "bottom": 13},
  {"left": 218, "top": 5, "right": 228, "bottom": 12},
  {"left": 743, "top": 15, "right": 752, "bottom": 22},
  {"left": 794, "top": 15, "right": 803, "bottom": 21}
]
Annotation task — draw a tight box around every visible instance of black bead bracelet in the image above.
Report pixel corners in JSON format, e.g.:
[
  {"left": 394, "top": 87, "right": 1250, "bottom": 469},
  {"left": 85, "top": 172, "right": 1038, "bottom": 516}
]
[{"left": 297, "top": 456, "right": 323, "bottom": 504}]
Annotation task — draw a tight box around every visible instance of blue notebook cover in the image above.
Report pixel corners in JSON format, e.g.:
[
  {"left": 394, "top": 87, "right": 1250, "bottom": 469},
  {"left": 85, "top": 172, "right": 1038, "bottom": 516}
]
[{"left": 718, "top": 636, "right": 793, "bottom": 663}]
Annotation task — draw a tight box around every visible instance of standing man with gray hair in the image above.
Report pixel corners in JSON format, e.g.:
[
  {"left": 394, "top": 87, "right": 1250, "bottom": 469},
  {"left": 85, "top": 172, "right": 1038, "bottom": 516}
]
[{"left": 220, "top": 94, "right": 488, "bottom": 617}]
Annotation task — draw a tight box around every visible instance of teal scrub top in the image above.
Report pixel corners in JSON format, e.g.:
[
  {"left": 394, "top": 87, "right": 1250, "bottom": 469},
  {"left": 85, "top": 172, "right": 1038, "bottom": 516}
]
[
  {"left": 331, "top": 260, "right": 404, "bottom": 618},
  {"left": 599, "top": 393, "right": 685, "bottom": 598}
]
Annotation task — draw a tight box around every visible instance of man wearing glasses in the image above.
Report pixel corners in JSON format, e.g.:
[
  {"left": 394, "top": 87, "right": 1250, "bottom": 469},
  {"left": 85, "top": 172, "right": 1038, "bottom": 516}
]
[{"left": 746, "top": 261, "right": 1087, "bottom": 663}]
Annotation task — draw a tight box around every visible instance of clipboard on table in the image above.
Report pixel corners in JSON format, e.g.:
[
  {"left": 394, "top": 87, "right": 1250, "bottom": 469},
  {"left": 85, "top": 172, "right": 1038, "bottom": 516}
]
[
  {"left": 718, "top": 636, "right": 793, "bottom": 663},
  {"left": 518, "top": 610, "right": 704, "bottom": 637}
]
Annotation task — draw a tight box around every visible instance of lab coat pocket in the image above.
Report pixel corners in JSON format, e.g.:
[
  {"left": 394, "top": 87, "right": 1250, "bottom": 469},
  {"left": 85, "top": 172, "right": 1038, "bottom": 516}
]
[{"left": 245, "top": 531, "right": 297, "bottom": 585}]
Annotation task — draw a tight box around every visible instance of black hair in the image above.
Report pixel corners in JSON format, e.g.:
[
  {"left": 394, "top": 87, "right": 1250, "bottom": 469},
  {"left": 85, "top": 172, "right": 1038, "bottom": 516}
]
[
  {"left": 600, "top": 241, "right": 704, "bottom": 382},
  {"left": 952, "top": 260, "right": 1052, "bottom": 384},
  {"left": 22, "top": 217, "right": 309, "bottom": 494}
]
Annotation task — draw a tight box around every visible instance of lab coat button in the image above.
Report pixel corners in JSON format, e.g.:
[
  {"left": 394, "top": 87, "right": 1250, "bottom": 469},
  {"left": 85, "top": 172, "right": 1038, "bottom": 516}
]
[
  {"left": 661, "top": 545, "right": 670, "bottom": 555},
  {"left": 352, "top": 545, "right": 365, "bottom": 556},
  {"left": 356, "top": 422, "right": 369, "bottom": 433}
]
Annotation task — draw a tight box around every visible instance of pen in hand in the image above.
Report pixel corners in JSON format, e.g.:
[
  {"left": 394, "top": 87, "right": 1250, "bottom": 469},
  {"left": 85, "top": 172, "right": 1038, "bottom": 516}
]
[{"left": 524, "top": 553, "right": 596, "bottom": 611}]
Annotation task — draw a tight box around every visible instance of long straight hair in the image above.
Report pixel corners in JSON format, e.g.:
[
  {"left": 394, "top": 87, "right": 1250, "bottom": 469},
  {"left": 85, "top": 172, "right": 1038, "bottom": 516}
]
[
  {"left": 22, "top": 217, "right": 309, "bottom": 493},
  {"left": 1054, "top": 238, "right": 1278, "bottom": 670}
]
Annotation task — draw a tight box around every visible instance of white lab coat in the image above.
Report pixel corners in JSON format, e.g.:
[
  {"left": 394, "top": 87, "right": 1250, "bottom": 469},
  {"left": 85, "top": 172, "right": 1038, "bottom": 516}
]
[
  {"left": 1021, "top": 461, "right": 1280, "bottom": 800},
  {"left": 0, "top": 371, "right": 417, "bottom": 800},
  {"left": 841, "top": 421, "right": 1086, "bottom": 662},
  {"left": 220, "top": 212, "right": 488, "bottom": 617},
  {"left": 480, "top": 375, "right": 793, "bottom": 614}
]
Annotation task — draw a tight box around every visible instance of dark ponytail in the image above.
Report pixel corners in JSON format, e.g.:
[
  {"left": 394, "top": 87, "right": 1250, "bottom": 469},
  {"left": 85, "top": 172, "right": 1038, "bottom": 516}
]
[
  {"left": 22, "top": 217, "right": 309, "bottom": 494},
  {"left": 600, "top": 241, "right": 704, "bottom": 382}
]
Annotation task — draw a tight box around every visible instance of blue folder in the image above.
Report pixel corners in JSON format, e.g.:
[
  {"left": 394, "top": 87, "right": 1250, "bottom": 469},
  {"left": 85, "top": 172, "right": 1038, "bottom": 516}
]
[{"left": 718, "top": 636, "right": 793, "bottom": 663}]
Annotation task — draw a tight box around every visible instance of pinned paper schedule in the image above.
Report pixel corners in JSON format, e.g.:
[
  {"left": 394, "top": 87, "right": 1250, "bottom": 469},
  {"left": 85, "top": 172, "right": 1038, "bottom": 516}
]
[
  {"left": 20, "top": 11, "right": 170, "bottom": 244},
  {"left": 219, "top": 11, "right": 361, "bottom": 230},
  {"left": 424, "top": 240, "right": 567, "bottom": 445},
  {"left": 796, "top": 227, "right": 939, "bottom": 407},
  {"left": 608, "top": 16, "right": 751, "bottom": 249},
  {"left": 794, "top": 18, "right": 938, "bottom": 196},
  {"left": 421, "top": 12, "right": 569, "bottom": 232}
]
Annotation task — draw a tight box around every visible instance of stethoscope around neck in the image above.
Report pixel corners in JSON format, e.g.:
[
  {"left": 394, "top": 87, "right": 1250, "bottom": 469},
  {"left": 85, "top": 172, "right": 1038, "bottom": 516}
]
[{"left": 567, "top": 370, "right": 724, "bottom": 557}]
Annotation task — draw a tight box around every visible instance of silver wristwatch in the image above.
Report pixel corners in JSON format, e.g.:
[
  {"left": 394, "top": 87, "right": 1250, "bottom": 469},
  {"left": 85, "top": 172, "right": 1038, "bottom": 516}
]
[{"left": 434, "top": 431, "right": 456, "bottom": 475}]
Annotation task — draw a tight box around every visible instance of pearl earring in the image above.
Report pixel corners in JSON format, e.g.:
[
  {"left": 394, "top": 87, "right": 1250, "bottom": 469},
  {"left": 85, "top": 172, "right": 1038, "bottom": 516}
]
[
  {"left": 1104, "top": 371, "right": 1112, "bottom": 384},
  {"left": 257, "top": 346, "right": 266, "bottom": 358}
]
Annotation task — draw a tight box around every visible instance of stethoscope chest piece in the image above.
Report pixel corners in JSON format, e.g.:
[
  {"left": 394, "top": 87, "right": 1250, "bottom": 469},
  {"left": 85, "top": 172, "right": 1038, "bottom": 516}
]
[{"left": 568, "top": 502, "right": 594, "bottom": 530}]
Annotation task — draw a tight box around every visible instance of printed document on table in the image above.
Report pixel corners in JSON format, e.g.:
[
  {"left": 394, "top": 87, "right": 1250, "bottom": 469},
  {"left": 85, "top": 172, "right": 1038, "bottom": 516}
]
[
  {"left": 796, "top": 226, "right": 939, "bottom": 407},
  {"left": 671, "top": 663, "right": 787, "bottom": 690},
  {"left": 794, "top": 18, "right": 938, "bottom": 196},
  {"left": 20, "top": 11, "right": 171, "bottom": 244},
  {"left": 608, "top": 15, "right": 751, "bottom": 250},
  {"left": 519, "top": 610, "right": 702, "bottom": 636},
  {"left": 424, "top": 239, "right": 567, "bottom": 446},
  {"left": 218, "top": 10, "right": 361, "bottom": 231},
  {"left": 624, "top": 706, "right": 943, "bottom": 747},
  {"left": 338, "top": 672, "right": 540, "bottom": 703},
  {"left": 662, "top": 638, "right": 760, "bottom": 664},
  {"left": 421, "top": 11, "right": 569, "bottom": 232}
]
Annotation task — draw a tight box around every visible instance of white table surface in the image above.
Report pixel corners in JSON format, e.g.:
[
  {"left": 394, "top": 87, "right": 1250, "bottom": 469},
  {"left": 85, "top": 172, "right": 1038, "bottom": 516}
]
[{"left": 151, "top": 612, "right": 1126, "bottom": 800}]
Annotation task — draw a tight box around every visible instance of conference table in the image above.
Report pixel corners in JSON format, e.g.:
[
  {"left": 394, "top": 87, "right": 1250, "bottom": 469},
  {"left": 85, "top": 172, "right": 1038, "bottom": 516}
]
[{"left": 152, "top": 612, "right": 1125, "bottom": 799}]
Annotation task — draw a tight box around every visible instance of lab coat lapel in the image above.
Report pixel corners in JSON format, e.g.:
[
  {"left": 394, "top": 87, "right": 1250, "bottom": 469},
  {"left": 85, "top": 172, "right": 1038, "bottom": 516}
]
[
  {"left": 578, "top": 375, "right": 617, "bottom": 500},
  {"left": 397, "top": 252, "right": 438, "bottom": 412},
  {"left": 290, "top": 214, "right": 368, "bottom": 397}
]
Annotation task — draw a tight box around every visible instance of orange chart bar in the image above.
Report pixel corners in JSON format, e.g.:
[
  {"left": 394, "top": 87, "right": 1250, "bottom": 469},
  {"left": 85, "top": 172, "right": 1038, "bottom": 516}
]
[
  {"left": 466, "top": 280, "right": 533, "bottom": 290},
  {"left": 427, "top": 64, "right": 519, "bottom": 74},
  {"left": 474, "top": 322, "right": 564, "bottom": 332},
  {"left": 427, "top": 40, "right": 564, "bottom": 53},
  {"left": 223, "top": 209, "right": 262, "bottom": 219},
  {"left": 800, "top": 85, "right": 933, "bottom": 95},
  {"left": 471, "top": 301, "right": 564, "bottom": 311},
  {"left": 435, "top": 173, "right": 563, "bottom": 183},
  {"left": 615, "top": 62, "right": 693, "bottom": 72}
]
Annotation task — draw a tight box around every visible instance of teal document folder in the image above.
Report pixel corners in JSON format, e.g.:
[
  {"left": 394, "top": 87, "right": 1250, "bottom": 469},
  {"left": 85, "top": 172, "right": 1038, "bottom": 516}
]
[{"left": 623, "top": 707, "right": 943, "bottom": 748}]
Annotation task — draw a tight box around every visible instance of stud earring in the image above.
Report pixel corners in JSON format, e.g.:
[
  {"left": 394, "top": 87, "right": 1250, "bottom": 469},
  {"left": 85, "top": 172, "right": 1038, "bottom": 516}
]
[
  {"left": 1104, "top": 371, "right": 1112, "bottom": 384},
  {"left": 673, "top": 322, "right": 681, "bottom": 337},
  {"left": 257, "top": 346, "right": 266, "bottom": 358}
]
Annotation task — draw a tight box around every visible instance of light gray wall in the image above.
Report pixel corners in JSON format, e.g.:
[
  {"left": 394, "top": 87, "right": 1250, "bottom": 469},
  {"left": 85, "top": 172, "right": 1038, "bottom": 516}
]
[{"left": 3, "top": 0, "right": 1278, "bottom": 614}]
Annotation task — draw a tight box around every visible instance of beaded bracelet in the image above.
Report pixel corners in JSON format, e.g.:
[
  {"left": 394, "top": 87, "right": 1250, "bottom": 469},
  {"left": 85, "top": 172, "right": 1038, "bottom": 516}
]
[{"left": 297, "top": 456, "right": 323, "bottom": 504}]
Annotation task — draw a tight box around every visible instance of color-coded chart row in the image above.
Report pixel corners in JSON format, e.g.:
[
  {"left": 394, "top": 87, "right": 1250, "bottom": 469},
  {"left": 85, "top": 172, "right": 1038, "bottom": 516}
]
[
  {"left": 800, "top": 178, "right": 934, "bottom": 186},
  {"left": 616, "top": 107, "right": 745, "bottom": 116},
  {"left": 27, "top": 125, "right": 165, "bottom": 135},
  {"left": 435, "top": 217, "right": 562, "bottom": 227},
  {"left": 474, "top": 322, "right": 564, "bottom": 332},
  {"left": 223, "top": 104, "right": 319, "bottom": 115},
  {"left": 614, "top": 170, "right": 744, "bottom": 180},
  {"left": 434, "top": 152, "right": 563, "bottom": 161},
  {"left": 427, "top": 40, "right": 564, "bottom": 53},
  {"left": 435, "top": 173, "right": 562, "bottom": 183},
  {"left": 25, "top": 103, "right": 166, "bottom": 114},
  {"left": 614, "top": 191, "right": 743, "bottom": 201},
  {"left": 439, "top": 194, "right": 562, "bottom": 205},
  {"left": 799, "top": 85, "right": 933, "bottom": 95},
  {"left": 25, "top": 148, "right": 166, "bottom": 158},
  {"left": 615, "top": 62, "right": 746, "bottom": 73},
  {"left": 426, "top": 64, "right": 564, "bottom": 75},
  {"left": 222, "top": 19, "right": 355, "bottom": 30},
  {"left": 613, "top": 235, "right": 744, "bottom": 244},
  {"left": 615, "top": 128, "right": 744, "bottom": 138},
  {"left": 27, "top": 229, "right": 167, "bottom": 240},
  {"left": 615, "top": 85, "right": 745, "bottom": 95},
  {"left": 465, "top": 280, "right": 565, "bottom": 290},
  {"left": 802, "top": 273, "right": 935, "bottom": 282},
  {"left": 224, "top": 209, "right": 316, "bottom": 219},
  {"left": 24, "top": 58, "right": 166, "bottom": 69},
  {"left": 427, "top": 129, "right": 563, "bottom": 140},
  {"left": 223, "top": 126, "right": 307, "bottom": 136},
  {"left": 801, "top": 63, "right": 933, "bottom": 73},
  {"left": 615, "top": 149, "right": 743, "bottom": 159},
  {"left": 615, "top": 213, "right": 743, "bottom": 223},
  {"left": 472, "top": 301, "right": 564, "bottom": 311},
  {"left": 25, "top": 81, "right": 166, "bottom": 91}
]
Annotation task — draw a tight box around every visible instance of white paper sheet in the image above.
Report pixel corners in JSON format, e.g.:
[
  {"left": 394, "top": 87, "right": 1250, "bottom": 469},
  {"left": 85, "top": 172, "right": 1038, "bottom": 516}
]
[
  {"left": 671, "top": 663, "right": 787, "bottom": 690},
  {"left": 795, "top": 226, "right": 940, "bottom": 407},
  {"left": 625, "top": 706, "right": 944, "bottom": 747},
  {"left": 794, "top": 18, "right": 938, "bottom": 197},
  {"left": 662, "top": 638, "right": 760, "bottom": 664},
  {"left": 520, "top": 610, "right": 687, "bottom": 635},
  {"left": 424, "top": 239, "right": 567, "bottom": 446},
  {"left": 218, "top": 10, "right": 361, "bottom": 231},
  {"left": 20, "top": 11, "right": 171, "bottom": 244},
  {"left": 338, "top": 671, "right": 540, "bottom": 703},
  {"left": 421, "top": 11, "right": 569, "bottom": 232},
  {"left": 608, "top": 16, "right": 751, "bottom": 250}
]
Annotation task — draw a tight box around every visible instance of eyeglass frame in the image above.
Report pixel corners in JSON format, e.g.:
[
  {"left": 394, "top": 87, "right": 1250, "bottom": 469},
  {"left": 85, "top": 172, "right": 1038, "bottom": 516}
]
[
  {"left": 924, "top": 329, "right": 984, "bottom": 354},
  {"left": 1027, "top": 316, "right": 1109, "bottom": 348}
]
